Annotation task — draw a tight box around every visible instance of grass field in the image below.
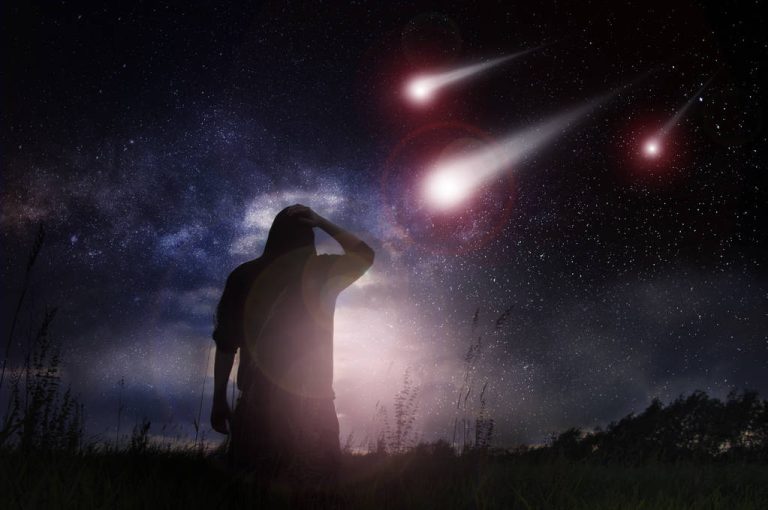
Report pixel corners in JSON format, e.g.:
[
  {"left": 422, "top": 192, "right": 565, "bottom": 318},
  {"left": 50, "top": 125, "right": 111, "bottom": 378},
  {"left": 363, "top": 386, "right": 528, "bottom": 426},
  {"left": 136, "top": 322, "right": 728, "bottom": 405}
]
[{"left": 2, "top": 447, "right": 767, "bottom": 509}]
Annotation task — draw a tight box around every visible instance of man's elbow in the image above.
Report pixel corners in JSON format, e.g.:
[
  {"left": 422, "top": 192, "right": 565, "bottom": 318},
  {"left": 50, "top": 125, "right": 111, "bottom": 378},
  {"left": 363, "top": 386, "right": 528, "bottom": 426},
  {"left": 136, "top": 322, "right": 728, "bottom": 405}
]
[{"left": 358, "top": 242, "right": 375, "bottom": 269}]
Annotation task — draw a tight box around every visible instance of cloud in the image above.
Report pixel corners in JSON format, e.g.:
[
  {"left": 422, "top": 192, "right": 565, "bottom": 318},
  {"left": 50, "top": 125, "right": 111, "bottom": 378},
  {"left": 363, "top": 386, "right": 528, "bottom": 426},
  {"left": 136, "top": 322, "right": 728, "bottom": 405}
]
[{"left": 230, "top": 188, "right": 346, "bottom": 255}]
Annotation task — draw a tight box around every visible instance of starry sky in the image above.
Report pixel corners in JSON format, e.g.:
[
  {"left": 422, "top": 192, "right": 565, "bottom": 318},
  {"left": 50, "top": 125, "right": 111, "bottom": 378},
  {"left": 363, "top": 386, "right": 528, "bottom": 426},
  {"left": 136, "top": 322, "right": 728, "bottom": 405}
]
[{"left": 2, "top": 1, "right": 766, "bottom": 447}]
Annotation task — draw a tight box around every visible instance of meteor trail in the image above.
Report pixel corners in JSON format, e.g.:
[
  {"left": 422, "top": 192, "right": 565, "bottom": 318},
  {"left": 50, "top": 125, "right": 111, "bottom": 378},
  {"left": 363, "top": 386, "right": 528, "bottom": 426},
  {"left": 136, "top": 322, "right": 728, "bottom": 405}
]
[
  {"left": 661, "top": 74, "right": 717, "bottom": 135},
  {"left": 642, "top": 73, "right": 718, "bottom": 159},
  {"left": 424, "top": 95, "right": 608, "bottom": 210},
  {"left": 405, "top": 48, "right": 539, "bottom": 104}
]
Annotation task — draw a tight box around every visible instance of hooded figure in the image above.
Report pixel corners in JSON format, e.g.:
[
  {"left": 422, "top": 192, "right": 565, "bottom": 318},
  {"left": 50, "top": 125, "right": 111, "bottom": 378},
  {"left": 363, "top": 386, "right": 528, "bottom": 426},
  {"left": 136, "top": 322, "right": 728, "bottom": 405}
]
[{"left": 212, "top": 204, "right": 374, "bottom": 485}]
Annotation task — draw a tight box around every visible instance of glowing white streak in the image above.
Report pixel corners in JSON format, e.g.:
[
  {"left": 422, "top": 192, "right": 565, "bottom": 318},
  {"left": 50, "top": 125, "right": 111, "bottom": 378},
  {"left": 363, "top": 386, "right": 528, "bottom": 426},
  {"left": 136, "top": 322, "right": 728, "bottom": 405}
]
[
  {"left": 406, "top": 49, "right": 537, "bottom": 103},
  {"left": 425, "top": 97, "right": 605, "bottom": 209},
  {"left": 660, "top": 74, "right": 717, "bottom": 135},
  {"left": 641, "top": 73, "right": 717, "bottom": 159}
]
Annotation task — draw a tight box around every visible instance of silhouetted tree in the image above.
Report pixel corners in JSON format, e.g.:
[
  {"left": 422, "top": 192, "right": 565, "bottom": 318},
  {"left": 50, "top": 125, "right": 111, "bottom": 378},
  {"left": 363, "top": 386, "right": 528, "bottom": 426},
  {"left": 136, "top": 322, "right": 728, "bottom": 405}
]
[{"left": 536, "top": 390, "right": 768, "bottom": 464}]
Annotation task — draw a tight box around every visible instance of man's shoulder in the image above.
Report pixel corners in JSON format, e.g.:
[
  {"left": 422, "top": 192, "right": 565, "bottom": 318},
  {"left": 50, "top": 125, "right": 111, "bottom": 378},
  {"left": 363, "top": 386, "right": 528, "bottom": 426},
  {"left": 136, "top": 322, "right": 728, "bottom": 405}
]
[{"left": 229, "top": 258, "right": 264, "bottom": 281}]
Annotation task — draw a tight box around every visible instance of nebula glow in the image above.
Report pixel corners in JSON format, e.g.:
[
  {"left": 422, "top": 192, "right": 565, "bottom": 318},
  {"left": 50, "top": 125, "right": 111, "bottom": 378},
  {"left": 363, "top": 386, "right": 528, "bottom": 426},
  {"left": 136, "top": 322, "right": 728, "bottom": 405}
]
[
  {"left": 423, "top": 97, "right": 606, "bottom": 209},
  {"left": 405, "top": 49, "right": 536, "bottom": 104}
]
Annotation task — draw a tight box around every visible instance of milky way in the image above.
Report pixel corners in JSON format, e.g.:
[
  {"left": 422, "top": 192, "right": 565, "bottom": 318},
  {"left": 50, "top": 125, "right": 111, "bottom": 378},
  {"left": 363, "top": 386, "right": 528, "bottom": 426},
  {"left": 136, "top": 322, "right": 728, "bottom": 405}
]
[{"left": 2, "top": 2, "right": 766, "bottom": 447}]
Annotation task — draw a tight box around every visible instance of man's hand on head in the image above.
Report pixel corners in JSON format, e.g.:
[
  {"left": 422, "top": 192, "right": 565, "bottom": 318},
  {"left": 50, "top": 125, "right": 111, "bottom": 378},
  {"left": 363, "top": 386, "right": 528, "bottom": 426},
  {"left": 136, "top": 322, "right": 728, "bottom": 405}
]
[{"left": 286, "top": 204, "right": 323, "bottom": 228}]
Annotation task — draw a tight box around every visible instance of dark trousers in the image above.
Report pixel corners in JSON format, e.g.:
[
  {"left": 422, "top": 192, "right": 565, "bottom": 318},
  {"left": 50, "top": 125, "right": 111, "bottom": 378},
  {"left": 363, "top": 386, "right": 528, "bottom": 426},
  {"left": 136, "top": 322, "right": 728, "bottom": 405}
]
[{"left": 229, "top": 382, "right": 341, "bottom": 487}]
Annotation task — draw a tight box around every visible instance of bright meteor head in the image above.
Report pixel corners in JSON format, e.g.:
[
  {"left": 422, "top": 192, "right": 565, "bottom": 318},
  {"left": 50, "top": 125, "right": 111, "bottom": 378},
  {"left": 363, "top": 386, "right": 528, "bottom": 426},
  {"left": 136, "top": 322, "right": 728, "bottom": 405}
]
[
  {"left": 407, "top": 78, "right": 433, "bottom": 104},
  {"left": 404, "top": 50, "right": 538, "bottom": 106},
  {"left": 643, "top": 138, "right": 661, "bottom": 158},
  {"left": 424, "top": 169, "right": 471, "bottom": 210}
]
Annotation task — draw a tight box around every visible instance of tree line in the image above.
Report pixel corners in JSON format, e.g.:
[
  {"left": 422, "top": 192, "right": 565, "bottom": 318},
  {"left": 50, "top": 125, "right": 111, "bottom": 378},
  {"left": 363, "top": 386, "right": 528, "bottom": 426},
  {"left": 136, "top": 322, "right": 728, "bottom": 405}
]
[{"left": 519, "top": 390, "right": 768, "bottom": 463}]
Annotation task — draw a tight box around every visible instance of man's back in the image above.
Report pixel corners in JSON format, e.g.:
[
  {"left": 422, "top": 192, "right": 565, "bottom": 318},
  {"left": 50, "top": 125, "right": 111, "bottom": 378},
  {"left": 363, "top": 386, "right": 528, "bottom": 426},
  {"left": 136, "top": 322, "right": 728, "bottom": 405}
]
[{"left": 215, "top": 251, "right": 371, "bottom": 398}]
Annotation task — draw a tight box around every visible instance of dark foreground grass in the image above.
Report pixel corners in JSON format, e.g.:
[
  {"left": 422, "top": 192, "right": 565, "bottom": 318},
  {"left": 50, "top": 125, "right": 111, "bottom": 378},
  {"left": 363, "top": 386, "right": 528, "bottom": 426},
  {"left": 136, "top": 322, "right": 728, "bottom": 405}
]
[{"left": 2, "top": 448, "right": 767, "bottom": 509}]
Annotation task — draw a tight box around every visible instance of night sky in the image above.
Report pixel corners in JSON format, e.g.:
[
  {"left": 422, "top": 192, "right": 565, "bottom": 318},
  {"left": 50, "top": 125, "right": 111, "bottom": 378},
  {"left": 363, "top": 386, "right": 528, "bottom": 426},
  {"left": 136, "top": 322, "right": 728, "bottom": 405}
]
[{"left": 2, "top": 1, "right": 766, "bottom": 447}]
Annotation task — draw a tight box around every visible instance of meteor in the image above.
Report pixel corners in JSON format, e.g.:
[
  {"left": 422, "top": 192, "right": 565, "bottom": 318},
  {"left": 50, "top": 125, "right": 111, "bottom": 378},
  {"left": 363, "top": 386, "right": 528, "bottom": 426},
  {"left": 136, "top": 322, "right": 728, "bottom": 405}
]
[
  {"left": 424, "top": 95, "right": 607, "bottom": 210},
  {"left": 643, "top": 138, "right": 661, "bottom": 158},
  {"left": 405, "top": 48, "right": 539, "bottom": 105},
  {"left": 641, "top": 74, "right": 717, "bottom": 158}
]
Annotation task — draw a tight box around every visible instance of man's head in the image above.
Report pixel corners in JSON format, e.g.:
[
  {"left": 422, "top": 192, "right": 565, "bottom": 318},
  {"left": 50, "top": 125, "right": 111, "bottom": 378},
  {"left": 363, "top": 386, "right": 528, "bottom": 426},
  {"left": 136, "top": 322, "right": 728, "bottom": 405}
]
[{"left": 262, "top": 205, "right": 316, "bottom": 259}]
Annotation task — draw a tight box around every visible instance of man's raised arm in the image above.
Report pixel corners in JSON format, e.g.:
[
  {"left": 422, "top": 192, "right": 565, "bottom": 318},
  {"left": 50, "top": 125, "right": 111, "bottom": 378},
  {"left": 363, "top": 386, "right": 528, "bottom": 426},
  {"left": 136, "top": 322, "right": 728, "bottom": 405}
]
[{"left": 287, "top": 204, "right": 375, "bottom": 268}]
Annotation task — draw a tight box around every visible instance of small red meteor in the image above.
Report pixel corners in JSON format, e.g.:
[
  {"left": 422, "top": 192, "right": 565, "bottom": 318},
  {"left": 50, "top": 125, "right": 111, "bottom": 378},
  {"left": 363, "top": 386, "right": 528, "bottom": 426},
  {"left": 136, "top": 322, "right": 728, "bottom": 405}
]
[{"left": 641, "top": 73, "right": 717, "bottom": 159}]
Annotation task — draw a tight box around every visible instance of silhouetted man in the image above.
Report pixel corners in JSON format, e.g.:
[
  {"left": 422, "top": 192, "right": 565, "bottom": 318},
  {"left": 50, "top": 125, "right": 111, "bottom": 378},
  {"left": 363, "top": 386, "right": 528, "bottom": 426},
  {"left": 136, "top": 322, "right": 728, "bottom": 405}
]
[{"left": 211, "top": 204, "right": 374, "bottom": 486}]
